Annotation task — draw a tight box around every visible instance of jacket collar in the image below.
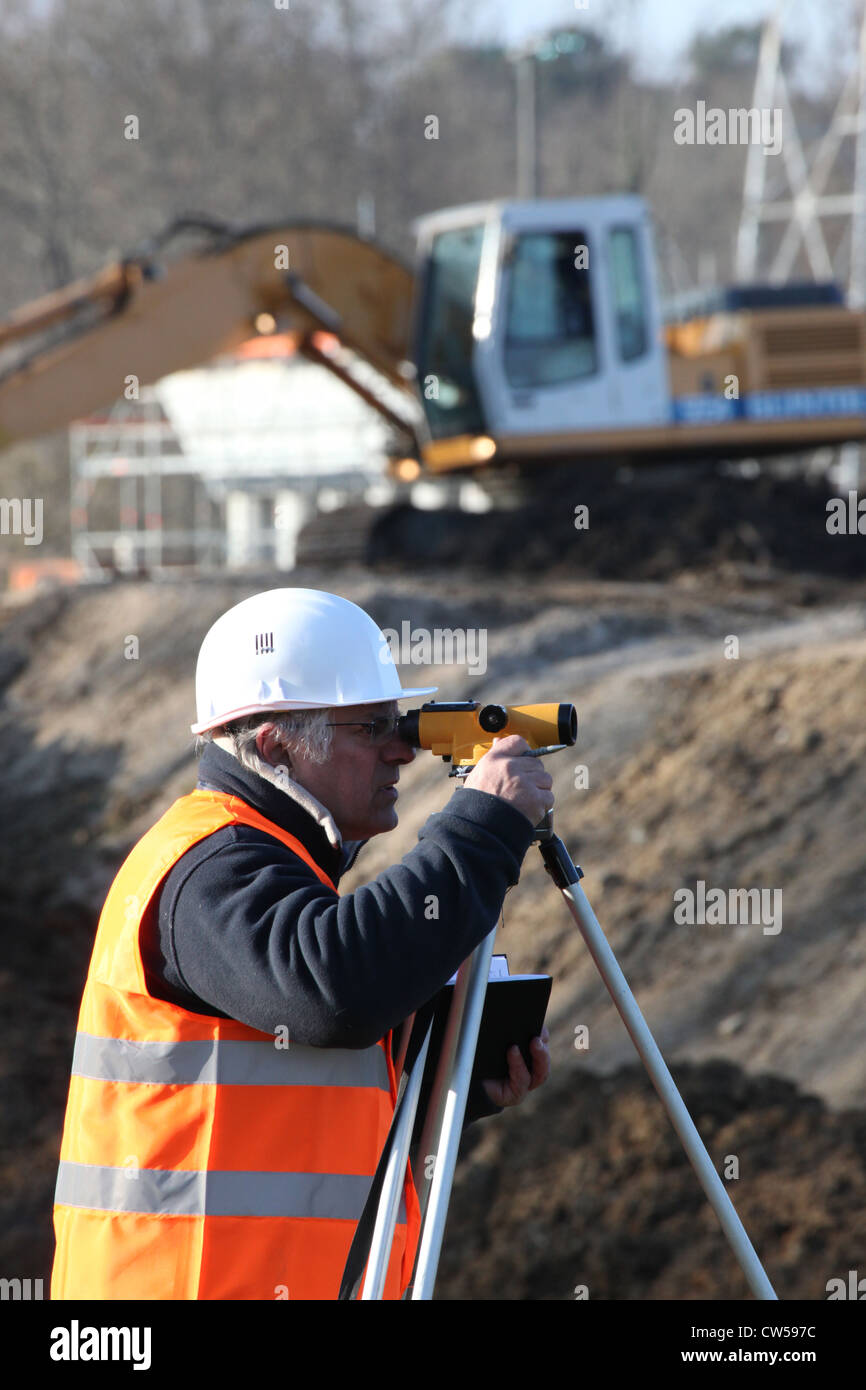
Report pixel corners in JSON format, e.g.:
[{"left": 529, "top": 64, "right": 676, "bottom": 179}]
[{"left": 196, "top": 741, "right": 357, "bottom": 886}]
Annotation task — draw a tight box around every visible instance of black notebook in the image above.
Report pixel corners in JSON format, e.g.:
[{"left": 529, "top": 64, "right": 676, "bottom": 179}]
[{"left": 413, "top": 955, "right": 552, "bottom": 1128}]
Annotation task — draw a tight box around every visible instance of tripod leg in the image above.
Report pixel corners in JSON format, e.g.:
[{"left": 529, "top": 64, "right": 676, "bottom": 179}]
[
  {"left": 539, "top": 831, "right": 777, "bottom": 1301},
  {"left": 360, "top": 1015, "right": 434, "bottom": 1300},
  {"left": 410, "top": 923, "right": 498, "bottom": 1300},
  {"left": 393, "top": 1010, "right": 416, "bottom": 1080}
]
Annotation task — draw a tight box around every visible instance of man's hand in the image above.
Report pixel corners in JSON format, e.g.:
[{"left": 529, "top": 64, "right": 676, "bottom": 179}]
[
  {"left": 481, "top": 1026, "right": 550, "bottom": 1107},
  {"left": 462, "top": 734, "right": 554, "bottom": 827}
]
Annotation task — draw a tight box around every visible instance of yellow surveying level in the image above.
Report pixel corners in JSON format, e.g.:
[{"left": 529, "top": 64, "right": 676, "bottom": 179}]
[{"left": 397, "top": 700, "right": 578, "bottom": 770}]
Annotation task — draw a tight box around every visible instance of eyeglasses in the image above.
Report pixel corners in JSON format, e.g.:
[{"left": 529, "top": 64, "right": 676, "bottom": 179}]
[{"left": 325, "top": 715, "right": 403, "bottom": 745}]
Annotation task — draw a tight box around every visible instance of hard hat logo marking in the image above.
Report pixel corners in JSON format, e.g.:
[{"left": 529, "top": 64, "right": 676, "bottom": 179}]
[{"left": 255, "top": 632, "right": 275, "bottom": 655}]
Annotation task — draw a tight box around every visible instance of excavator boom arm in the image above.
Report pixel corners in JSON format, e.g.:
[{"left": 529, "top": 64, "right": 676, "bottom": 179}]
[{"left": 0, "top": 217, "right": 420, "bottom": 449}]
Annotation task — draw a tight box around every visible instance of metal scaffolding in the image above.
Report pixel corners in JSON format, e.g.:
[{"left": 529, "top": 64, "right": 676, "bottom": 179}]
[
  {"left": 68, "top": 358, "right": 392, "bottom": 579},
  {"left": 69, "top": 390, "right": 221, "bottom": 579},
  {"left": 736, "top": 1, "right": 866, "bottom": 305}
]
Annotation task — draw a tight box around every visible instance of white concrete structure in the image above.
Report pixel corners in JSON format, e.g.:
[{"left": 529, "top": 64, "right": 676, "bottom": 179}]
[{"left": 70, "top": 355, "right": 395, "bottom": 576}]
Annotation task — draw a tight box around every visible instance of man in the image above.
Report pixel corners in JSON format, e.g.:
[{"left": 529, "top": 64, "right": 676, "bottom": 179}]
[{"left": 51, "top": 587, "right": 553, "bottom": 1300}]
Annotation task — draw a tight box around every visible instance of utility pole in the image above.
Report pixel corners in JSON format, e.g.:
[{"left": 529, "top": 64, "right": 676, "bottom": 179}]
[
  {"left": 508, "top": 29, "right": 588, "bottom": 201},
  {"left": 508, "top": 42, "right": 538, "bottom": 199}
]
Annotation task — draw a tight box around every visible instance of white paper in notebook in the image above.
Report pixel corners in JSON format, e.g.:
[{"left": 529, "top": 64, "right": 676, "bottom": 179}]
[{"left": 447, "top": 954, "right": 548, "bottom": 985}]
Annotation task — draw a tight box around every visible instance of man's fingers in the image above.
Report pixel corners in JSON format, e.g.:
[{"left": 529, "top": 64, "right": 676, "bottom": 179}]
[
  {"left": 504, "top": 1045, "right": 532, "bottom": 1104},
  {"left": 482, "top": 1033, "right": 551, "bottom": 1107},
  {"left": 527, "top": 1035, "right": 551, "bottom": 1090}
]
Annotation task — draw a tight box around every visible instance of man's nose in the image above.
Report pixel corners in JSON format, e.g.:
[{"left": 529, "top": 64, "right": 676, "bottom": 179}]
[{"left": 382, "top": 734, "right": 416, "bottom": 764}]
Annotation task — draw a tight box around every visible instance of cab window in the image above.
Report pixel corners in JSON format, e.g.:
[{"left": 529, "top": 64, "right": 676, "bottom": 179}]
[
  {"left": 504, "top": 231, "right": 597, "bottom": 389},
  {"left": 415, "top": 225, "right": 486, "bottom": 438},
  {"left": 609, "top": 225, "right": 648, "bottom": 361}
]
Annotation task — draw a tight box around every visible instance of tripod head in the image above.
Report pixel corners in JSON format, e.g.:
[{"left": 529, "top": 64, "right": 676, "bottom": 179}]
[{"left": 397, "top": 700, "right": 577, "bottom": 775}]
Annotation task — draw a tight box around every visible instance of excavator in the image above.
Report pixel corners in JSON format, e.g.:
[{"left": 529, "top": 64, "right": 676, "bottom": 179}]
[{"left": 1, "top": 194, "right": 865, "bottom": 568}]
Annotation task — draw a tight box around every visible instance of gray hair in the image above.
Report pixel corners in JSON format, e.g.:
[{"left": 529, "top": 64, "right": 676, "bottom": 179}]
[{"left": 195, "top": 709, "right": 335, "bottom": 774}]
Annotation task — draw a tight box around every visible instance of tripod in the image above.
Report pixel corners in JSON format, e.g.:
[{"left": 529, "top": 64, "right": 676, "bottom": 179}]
[{"left": 356, "top": 805, "right": 778, "bottom": 1301}]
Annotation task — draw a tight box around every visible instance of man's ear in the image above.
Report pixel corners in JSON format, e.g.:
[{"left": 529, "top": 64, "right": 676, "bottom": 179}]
[{"left": 256, "top": 723, "right": 288, "bottom": 769}]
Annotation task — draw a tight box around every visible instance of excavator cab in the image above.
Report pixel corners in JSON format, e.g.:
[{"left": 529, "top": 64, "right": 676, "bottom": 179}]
[{"left": 411, "top": 195, "right": 672, "bottom": 452}]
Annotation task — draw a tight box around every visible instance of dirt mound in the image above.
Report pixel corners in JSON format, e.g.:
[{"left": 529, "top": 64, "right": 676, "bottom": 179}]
[
  {"left": 437, "top": 1060, "right": 866, "bottom": 1300},
  {"left": 364, "top": 470, "right": 866, "bottom": 581}
]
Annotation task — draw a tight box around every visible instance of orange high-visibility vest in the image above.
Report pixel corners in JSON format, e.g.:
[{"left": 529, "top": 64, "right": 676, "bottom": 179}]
[{"left": 51, "top": 787, "right": 421, "bottom": 1300}]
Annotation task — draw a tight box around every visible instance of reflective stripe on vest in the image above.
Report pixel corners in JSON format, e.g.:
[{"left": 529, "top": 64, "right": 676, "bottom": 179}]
[
  {"left": 55, "top": 1162, "right": 408, "bottom": 1223},
  {"left": 70, "top": 1031, "right": 393, "bottom": 1088},
  {"left": 50, "top": 788, "right": 421, "bottom": 1301}
]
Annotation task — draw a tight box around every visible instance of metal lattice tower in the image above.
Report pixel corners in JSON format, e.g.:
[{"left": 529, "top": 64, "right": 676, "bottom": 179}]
[{"left": 736, "top": 0, "right": 866, "bottom": 306}]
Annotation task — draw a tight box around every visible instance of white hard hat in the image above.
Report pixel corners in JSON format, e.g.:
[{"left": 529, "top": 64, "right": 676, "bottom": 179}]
[{"left": 190, "top": 587, "right": 438, "bottom": 735}]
